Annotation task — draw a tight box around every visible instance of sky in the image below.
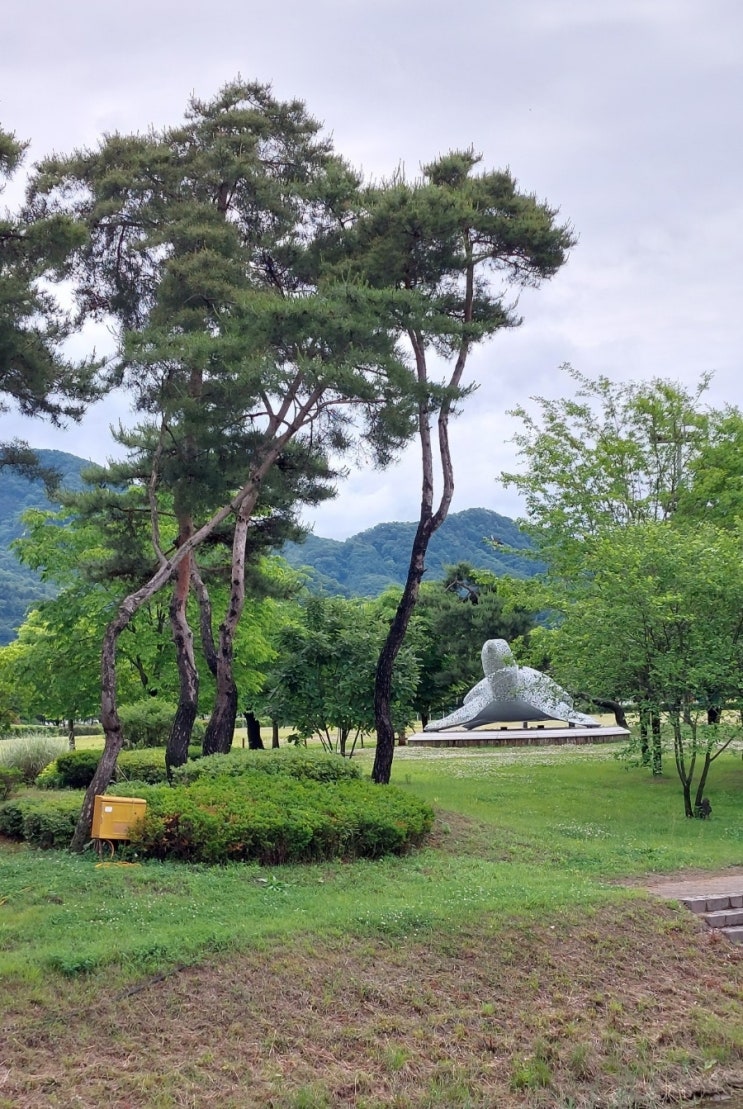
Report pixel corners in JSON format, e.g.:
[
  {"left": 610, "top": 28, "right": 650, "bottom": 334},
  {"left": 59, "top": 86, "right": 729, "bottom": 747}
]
[{"left": 2, "top": 0, "right": 742, "bottom": 539}]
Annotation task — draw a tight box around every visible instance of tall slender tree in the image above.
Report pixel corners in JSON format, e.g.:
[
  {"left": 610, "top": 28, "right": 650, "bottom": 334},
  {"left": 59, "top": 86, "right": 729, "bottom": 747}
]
[{"left": 328, "top": 150, "right": 574, "bottom": 782}]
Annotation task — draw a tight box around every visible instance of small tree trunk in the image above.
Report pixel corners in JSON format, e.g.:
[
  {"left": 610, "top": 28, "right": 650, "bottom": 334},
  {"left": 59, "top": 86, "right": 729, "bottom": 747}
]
[
  {"left": 651, "top": 712, "right": 663, "bottom": 776},
  {"left": 271, "top": 719, "right": 280, "bottom": 748},
  {"left": 694, "top": 754, "right": 713, "bottom": 813},
  {"left": 67, "top": 718, "right": 76, "bottom": 751},
  {"left": 245, "top": 711, "right": 264, "bottom": 749}
]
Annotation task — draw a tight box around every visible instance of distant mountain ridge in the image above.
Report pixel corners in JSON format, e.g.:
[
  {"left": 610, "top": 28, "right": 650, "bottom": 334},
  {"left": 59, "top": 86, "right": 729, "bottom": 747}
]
[
  {"left": 281, "top": 507, "right": 538, "bottom": 596},
  {"left": 0, "top": 449, "right": 89, "bottom": 646},
  {"left": 0, "top": 451, "right": 537, "bottom": 644}
]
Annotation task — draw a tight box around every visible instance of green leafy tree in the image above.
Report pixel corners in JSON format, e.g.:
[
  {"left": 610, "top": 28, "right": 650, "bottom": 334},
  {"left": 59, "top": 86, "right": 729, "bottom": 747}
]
[
  {"left": 330, "top": 150, "right": 574, "bottom": 782},
  {"left": 501, "top": 368, "right": 723, "bottom": 566},
  {"left": 264, "top": 595, "right": 419, "bottom": 756},
  {"left": 546, "top": 523, "right": 743, "bottom": 816},
  {"left": 501, "top": 369, "right": 743, "bottom": 761}
]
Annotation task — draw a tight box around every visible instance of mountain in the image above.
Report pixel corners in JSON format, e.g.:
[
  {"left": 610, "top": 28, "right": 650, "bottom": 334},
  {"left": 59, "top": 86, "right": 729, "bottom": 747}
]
[
  {"left": 0, "top": 450, "right": 537, "bottom": 643},
  {"left": 281, "top": 507, "right": 539, "bottom": 596},
  {"left": 0, "top": 450, "right": 89, "bottom": 646}
]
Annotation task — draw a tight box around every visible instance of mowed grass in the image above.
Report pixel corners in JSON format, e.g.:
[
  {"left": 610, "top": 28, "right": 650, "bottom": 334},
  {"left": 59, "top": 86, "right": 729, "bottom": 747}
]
[
  {"left": 1, "top": 740, "right": 741, "bottom": 1108},
  {"left": 1, "top": 742, "right": 740, "bottom": 984}
]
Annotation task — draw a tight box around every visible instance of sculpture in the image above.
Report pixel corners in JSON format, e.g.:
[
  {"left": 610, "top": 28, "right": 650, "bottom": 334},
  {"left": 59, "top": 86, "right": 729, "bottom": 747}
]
[{"left": 424, "top": 638, "right": 600, "bottom": 731}]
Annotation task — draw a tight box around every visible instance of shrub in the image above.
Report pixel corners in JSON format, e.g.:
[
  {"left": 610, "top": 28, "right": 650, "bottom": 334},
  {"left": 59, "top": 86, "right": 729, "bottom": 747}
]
[
  {"left": 119, "top": 699, "right": 176, "bottom": 748},
  {"left": 0, "top": 792, "right": 83, "bottom": 848},
  {"left": 0, "top": 733, "right": 67, "bottom": 784},
  {"left": 127, "top": 775, "right": 433, "bottom": 865},
  {"left": 172, "top": 747, "right": 362, "bottom": 787},
  {"left": 37, "top": 745, "right": 204, "bottom": 790},
  {"left": 39, "top": 749, "right": 101, "bottom": 789},
  {"left": 0, "top": 767, "right": 22, "bottom": 800},
  {"left": 117, "top": 749, "right": 171, "bottom": 784}
]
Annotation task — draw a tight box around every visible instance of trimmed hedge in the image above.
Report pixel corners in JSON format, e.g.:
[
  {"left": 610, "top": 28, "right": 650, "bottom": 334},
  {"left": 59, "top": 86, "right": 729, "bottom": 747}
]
[
  {"left": 0, "top": 791, "right": 84, "bottom": 848},
  {"left": 172, "top": 748, "right": 362, "bottom": 786},
  {"left": 37, "top": 746, "right": 203, "bottom": 789},
  {"left": 5, "top": 749, "right": 433, "bottom": 862},
  {"left": 126, "top": 774, "right": 433, "bottom": 864}
]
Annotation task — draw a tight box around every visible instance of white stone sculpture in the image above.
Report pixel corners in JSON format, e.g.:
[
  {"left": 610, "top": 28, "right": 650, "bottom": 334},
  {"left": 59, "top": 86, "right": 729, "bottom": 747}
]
[{"left": 424, "top": 638, "right": 600, "bottom": 731}]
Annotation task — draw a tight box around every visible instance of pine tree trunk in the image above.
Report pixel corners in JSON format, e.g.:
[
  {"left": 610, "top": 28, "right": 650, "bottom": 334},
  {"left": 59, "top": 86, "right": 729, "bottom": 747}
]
[
  {"left": 166, "top": 546, "right": 199, "bottom": 773},
  {"left": 203, "top": 668, "right": 238, "bottom": 754},
  {"left": 203, "top": 511, "right": 250, "bottom": 755},
  {"left": 373, "top": 520, "right": 431, "bottom": 782}
]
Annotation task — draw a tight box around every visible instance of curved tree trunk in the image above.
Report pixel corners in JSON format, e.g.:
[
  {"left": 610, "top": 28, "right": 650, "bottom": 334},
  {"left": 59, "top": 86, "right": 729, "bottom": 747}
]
[{"left": 372, "top": 319, "right": 469, "bottom": 784}]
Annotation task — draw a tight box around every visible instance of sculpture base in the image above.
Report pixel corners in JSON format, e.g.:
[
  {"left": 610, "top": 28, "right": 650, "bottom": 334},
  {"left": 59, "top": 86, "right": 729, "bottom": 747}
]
[{"left": 407, "top": 725, "right": 629, "bottom": 748}]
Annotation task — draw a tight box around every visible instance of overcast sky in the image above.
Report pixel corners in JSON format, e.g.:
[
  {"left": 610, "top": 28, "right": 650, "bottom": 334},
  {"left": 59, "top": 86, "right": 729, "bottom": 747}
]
[{"left": 3, "top": 0, "right": 741, "bottom": 538}]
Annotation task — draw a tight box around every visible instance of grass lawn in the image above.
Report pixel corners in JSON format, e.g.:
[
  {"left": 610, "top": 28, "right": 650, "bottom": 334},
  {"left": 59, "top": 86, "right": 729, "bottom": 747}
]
[{"left": 1, "top": 740, "right": 741, "bottom": 1107}]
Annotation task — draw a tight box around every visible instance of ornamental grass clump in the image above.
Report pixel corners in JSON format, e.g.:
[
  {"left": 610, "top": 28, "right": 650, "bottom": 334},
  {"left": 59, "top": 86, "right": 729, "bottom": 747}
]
[{"left": 0, "top": 733, "right": 67, "bottom": 784}]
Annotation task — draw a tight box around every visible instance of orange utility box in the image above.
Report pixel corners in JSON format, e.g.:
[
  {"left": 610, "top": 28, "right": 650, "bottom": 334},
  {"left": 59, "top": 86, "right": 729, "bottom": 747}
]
[{"left": 92, "top": 795, "right": 147, "bottom": 841}]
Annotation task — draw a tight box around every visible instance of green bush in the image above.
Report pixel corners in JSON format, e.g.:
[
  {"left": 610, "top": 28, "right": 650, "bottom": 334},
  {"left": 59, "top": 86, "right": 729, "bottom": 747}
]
[
  {"left": 41, "top": 750, "right": 101, "bottom": 789},
  {"left": 119, "top": 699, "right": 176, "bottom": 748},
  {"left": 37, "top": 745, "right": 204, "bottom": 790},
  {"left": 0, "top": 733, "right": 68, "bottom": 784},
  {"left": 0, "top": 767, "right": 22, "bottom": 800},
  {"left": 127, "top": 774, "right": 433, "bottom": 865},
  {"left": 172, "top": 747, "right": 362, "bottom": 786},
  {"left": 0, "top": 792, "right": 83, "bottom": 848}
]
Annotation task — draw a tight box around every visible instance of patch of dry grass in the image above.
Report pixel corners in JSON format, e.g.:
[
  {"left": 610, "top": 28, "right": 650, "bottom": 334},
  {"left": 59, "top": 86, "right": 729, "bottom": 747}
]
[{"left": 1, "top": 893, "right": 741, "bottom": 1107}]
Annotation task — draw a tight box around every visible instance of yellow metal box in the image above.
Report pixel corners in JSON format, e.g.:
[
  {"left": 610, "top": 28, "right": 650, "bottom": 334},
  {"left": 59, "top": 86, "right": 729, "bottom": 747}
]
[{"left": 92, "top": 795, "right": 147, "bottom": 841}]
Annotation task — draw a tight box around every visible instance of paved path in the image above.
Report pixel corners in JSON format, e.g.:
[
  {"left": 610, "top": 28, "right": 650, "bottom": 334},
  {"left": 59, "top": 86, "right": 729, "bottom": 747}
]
[{"left": 641, "top": 867, "right": 743, "bottom": 900}]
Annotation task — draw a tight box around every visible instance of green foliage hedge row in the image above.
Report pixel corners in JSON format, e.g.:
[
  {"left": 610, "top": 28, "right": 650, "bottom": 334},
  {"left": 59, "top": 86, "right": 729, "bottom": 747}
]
[
  {"left": 36, "top": 746, "right": 203, "bottom": 789},
  {"left": 171, "top": 748, "right": 362, "bottom": 785},
  {"left": 126, "top": 775, "right": 433, "bottom": 864},
  {"left": 0, "top": 791, "right": 83, "bottom": 848},
  {"left": 3, "top": 749, "right": 432, "bottom": 862}
]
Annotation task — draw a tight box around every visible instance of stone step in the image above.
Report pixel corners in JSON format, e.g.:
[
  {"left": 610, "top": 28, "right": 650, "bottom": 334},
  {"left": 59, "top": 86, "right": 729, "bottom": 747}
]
[
  {"left": 720, "top": 926, "right": 743, "bottom": 945},
  {"left": 702, "top": 908, "right": 743, "bottom": 929},
  {"left": 681, "top": 894, "right": 743, "bottom": 914}
]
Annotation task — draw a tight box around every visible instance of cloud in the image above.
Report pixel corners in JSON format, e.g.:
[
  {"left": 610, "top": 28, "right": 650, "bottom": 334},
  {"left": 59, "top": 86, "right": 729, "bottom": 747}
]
[{"left": 2, "top": 0, "right": 741, "bottom": 538}]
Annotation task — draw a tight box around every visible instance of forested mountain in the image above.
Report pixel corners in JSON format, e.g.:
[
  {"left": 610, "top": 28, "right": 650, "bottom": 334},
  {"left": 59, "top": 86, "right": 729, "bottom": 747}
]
[
  {"left": 0, "top": 450, "right": 88, "bottom": 645},
  {"left": 0, "top": 451, "right": 537, "bottom": 643},
  {"left": 281, "top": 507, "right": 539, "bottom": 596}
]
